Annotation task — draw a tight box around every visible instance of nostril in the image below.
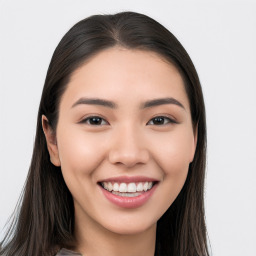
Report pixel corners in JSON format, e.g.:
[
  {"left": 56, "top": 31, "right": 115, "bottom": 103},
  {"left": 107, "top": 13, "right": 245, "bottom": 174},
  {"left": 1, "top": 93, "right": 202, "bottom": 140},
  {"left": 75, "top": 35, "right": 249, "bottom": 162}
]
[{"left": 108, "top": 150, "right": 149, "bottom": 167}]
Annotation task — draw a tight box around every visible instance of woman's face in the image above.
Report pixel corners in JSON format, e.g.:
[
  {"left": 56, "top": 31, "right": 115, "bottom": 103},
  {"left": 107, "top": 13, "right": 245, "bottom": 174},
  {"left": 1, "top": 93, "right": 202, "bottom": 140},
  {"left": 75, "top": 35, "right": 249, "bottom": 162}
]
[{"left": 44, "top": 47, "right": 197, "bottom": 235}]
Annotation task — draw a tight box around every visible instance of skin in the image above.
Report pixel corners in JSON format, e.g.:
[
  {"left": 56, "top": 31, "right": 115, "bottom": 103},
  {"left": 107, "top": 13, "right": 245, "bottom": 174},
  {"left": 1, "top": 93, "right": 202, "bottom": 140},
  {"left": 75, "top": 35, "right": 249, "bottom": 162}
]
[{"left": 43, "top": 47, "right": 197, "bottom": 256}]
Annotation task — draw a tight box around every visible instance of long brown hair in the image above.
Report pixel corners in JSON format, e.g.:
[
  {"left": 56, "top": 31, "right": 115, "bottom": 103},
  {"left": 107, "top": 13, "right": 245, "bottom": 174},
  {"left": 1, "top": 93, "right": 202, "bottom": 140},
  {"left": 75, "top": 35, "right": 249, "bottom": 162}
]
[{"left": 0, "top": 12, "right": 209, "bottom": 256}]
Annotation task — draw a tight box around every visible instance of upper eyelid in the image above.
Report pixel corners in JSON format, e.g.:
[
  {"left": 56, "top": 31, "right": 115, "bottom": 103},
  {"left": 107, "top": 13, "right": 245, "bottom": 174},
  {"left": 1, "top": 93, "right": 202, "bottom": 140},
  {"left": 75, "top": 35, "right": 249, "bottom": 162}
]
[
  {"left": 147, "top": 116, "right": 177, "bottom": 125},
  {"left": 148, "top": 113, "right": 177, "bottom": 122},
  {"left": 79, "top": 115, "right": 109, "bottom": 125}
]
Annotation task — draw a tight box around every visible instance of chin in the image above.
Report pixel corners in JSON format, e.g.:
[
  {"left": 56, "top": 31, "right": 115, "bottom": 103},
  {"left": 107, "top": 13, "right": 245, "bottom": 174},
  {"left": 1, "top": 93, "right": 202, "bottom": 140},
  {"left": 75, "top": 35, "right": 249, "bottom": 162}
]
[{"left": 102, "top": 217, "right": 157, "bottom": 236}]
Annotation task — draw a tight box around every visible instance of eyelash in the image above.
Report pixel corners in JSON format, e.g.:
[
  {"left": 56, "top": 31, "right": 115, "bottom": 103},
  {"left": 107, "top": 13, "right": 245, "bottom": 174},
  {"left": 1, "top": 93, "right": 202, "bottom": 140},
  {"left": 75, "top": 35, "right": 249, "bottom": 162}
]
[
  {"left": 80, "top": 115, "right": 177, "bottom": 126},
  {"left": 80, "top": 116, "right": 109, "bottom": 126},
  {"left": 147, "top": 116, "right": 177, "bottom": 125}
]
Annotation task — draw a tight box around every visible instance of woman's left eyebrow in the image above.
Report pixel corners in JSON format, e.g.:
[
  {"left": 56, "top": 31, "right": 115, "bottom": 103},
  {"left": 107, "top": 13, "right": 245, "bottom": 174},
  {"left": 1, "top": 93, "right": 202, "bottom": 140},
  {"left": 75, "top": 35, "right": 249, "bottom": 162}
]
[
  {"left": 141, "top": 97, "right": 185, "bottom": 110},
  {"left": 71, "top": 97, "right": 185, "bottom": 110}
]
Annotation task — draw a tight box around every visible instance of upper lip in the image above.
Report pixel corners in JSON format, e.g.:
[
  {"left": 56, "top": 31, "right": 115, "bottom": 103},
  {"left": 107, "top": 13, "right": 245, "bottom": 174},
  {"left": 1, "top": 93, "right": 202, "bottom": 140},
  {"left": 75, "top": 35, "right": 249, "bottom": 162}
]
[{"left": 98, "top": 176, "right": 159, "bottom": 183}]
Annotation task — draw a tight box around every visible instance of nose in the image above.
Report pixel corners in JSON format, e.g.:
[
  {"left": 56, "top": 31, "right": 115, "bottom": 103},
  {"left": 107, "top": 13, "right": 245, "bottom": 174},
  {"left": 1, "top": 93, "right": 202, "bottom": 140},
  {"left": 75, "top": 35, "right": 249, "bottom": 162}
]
[{"left": 108, "top": 125, "right": 150, "bottom": 168}]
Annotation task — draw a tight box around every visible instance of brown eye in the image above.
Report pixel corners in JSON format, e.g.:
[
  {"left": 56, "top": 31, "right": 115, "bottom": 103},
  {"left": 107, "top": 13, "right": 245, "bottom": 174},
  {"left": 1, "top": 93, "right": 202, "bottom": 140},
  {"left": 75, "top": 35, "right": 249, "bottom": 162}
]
[
  {"left": 147, "top": 116, "right": 176, "bottom": 125},
  {"left": 81, "top": 116, "right": 108, "bottom": 125}
]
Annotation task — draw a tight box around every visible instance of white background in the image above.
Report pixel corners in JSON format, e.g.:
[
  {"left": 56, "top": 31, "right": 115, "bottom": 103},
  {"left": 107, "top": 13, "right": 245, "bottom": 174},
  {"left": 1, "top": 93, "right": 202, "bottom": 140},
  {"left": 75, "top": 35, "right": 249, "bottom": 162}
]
[{"left": 0, "top": 0, "right": 255, "bottom": 255}]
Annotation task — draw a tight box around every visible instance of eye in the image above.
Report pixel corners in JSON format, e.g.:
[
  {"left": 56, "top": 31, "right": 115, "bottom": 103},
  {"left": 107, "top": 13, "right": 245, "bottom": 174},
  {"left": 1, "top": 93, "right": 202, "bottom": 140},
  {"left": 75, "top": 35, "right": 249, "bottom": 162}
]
[
  {"left": 80, "top": 116, "right": 109, "bottom": 126},
  {"left": 147, "top": 116, "right": 176, "bottom": 125}
]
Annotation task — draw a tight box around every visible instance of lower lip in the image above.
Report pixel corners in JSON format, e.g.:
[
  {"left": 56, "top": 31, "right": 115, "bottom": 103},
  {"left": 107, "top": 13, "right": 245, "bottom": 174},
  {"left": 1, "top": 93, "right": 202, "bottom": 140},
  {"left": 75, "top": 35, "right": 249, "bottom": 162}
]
[{"left": 99, "top": 184, "right": 158, "bottom": 209}]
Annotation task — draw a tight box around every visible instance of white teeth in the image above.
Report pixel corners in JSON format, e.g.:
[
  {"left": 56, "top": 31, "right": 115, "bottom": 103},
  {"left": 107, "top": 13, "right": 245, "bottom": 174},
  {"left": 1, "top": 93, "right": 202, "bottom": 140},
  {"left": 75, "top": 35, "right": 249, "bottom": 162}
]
[
  {"left": 127, "top": 183, "right": 136, "bottom": 192},
  {"left": 101, "top": 181, "right": 154, "bottom": 193},
  {"left": 113, "top": 183, "right": 119, "bottom": 192},
  {"left": 137, "top": 182, "right": 143, "bottom": 192},
  {"left": 119, "top": 183, "right": 127, "bottom": 192},
  {"left": 108, "top": 182, "right": 113, "bottom": 191},
  {"left": 112, "top": 191, "right": 141, "bottom": 197},
  {"left": 143, "top": 182, "right": 149, "bottom": 191}
]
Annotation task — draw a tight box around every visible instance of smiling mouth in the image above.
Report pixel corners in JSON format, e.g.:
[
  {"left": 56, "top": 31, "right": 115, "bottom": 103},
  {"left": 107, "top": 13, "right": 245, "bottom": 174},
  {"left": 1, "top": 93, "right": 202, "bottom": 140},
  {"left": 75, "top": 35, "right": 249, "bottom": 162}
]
[{"left": 99, "top": 181, "right": 157, "bottom": 197}]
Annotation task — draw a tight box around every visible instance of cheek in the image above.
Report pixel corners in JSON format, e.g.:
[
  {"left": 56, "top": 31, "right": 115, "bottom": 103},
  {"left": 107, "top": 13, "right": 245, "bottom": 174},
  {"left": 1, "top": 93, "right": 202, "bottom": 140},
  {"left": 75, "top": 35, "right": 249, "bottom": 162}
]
[
  {"left": 150, "top": 128, "right": 194, "bottom": 177},
  {"left": 56, "top": 125, "right": 108, "bottom": 177},
  {"left": 152, "top": 130, "right": 193, "bottom": 208}
]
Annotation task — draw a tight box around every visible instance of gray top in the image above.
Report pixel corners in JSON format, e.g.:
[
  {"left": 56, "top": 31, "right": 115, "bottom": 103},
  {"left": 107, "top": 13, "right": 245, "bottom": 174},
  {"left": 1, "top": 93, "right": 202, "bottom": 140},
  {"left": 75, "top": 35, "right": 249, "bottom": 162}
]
[{"left": 55, "top": 248, "right": 82, "bottom": 256}]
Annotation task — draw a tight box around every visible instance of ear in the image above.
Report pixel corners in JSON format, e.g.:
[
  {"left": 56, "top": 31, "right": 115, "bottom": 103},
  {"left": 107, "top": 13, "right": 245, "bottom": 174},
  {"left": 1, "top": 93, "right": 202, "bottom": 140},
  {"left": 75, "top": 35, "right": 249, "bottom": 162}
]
[
  {"left": 42, "top": 115, "right": 61, "bottom": 166},
  {"left": 190, "top": 123, "right": 198, "bottom": 163}
]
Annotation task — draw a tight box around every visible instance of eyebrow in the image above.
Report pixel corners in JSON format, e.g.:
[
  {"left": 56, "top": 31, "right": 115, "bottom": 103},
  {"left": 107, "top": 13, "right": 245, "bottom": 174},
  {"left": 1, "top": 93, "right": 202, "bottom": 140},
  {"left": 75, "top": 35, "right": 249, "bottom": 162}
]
[
  {"left": 72, "top": 98, "right": 117, "bottom": 109},
  {"left": 71, "top": 97, "right": 185, "bottom": 110},
  {"left": 141, "top": 97, "right": 185, "bottom": 109}
]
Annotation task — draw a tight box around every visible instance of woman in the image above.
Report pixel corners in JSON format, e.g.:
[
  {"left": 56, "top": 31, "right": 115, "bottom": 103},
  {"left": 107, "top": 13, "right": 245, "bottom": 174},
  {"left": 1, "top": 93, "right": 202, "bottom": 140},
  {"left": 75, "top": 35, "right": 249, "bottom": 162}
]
[{"left": 0, "top": 12, "right": 209, "bottom": 256}]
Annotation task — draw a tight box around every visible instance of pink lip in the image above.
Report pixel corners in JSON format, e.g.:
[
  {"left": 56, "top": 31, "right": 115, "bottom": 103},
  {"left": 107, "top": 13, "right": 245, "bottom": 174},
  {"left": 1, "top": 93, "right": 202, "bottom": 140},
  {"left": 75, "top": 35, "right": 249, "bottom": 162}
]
[
  {"left": 99, "top": 181, "right": 158, "bottom": 209},
  {"left": 99, "top": 175, "right": 157, "bottom": 183}
]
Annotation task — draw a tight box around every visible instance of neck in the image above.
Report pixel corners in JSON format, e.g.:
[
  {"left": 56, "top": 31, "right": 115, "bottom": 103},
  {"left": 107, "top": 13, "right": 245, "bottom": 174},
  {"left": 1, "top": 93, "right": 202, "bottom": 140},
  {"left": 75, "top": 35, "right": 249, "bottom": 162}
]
[{"left": 73, "top": 212, "right": 156, "bottom": 256}]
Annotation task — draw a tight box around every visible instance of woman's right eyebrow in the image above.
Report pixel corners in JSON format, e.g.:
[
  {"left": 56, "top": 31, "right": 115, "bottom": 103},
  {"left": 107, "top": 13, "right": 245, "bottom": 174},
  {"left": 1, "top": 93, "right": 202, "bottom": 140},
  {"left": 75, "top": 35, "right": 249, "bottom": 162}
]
[
  {"left": 71, "top": 97, "right": 185, "bottom": 110},
  {"left": 71, "top": 97, "right": 117, "bottom": 109}
]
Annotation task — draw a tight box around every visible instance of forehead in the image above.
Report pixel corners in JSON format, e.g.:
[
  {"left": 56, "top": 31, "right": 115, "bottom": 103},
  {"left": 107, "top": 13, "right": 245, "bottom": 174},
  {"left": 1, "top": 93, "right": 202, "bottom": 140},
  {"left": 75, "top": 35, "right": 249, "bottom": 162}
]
[{"left": 60, "top": 47, "right": 190, "bottom": 110}]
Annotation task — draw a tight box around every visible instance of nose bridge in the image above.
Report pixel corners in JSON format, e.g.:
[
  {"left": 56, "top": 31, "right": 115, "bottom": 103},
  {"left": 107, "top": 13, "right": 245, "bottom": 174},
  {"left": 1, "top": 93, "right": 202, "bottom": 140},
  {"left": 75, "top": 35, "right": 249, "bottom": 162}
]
[{"left": 108, "top": 123, "right": 149, "bottom": 167}]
